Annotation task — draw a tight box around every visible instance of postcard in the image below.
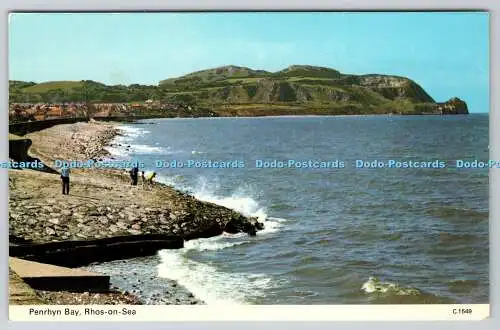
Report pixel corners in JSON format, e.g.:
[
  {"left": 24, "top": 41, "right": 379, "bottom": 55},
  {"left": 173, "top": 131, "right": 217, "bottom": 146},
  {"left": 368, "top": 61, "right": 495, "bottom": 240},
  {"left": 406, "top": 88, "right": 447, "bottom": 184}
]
[{"left": 7, "top": 11, "right": 489, "bottom": 321}]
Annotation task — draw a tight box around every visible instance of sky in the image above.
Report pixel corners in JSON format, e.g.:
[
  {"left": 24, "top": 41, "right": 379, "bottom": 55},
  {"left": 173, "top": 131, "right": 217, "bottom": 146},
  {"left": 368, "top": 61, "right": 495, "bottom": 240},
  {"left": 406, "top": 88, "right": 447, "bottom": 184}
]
[{"left": 9, "top": 12, "right": 489, "bottom": 113}]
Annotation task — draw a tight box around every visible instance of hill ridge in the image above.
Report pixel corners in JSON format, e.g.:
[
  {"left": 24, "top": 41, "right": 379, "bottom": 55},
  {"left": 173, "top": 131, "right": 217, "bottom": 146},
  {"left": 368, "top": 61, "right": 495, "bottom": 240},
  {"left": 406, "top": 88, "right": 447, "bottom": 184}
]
[{"left": 9, "top": 64, "right": 468, "bottom": 117}]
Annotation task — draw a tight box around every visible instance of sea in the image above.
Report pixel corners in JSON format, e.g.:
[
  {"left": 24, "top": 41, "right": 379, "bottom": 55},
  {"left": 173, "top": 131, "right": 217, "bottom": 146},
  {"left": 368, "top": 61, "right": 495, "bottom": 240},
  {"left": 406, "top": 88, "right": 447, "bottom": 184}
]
[{"left": 91, "top": 114, "right": 489, "bottom": 305}]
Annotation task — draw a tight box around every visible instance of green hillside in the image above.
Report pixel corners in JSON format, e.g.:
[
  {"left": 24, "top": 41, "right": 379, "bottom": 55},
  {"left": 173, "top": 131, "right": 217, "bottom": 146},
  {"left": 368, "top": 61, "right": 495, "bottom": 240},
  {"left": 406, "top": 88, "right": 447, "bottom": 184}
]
[
  {"left": 22, "top": 81, "right": 84, "bottom": 93},
  {"left": 9, "top": 65, "right": 467, "bottom": 116}
]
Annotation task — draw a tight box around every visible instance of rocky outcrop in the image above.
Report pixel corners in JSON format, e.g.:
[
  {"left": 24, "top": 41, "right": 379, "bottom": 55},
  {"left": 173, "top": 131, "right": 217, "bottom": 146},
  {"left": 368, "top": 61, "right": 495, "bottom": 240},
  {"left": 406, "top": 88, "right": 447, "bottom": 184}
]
[
  {"left": 437, "top": 97, "right": 469, "bottom": 114},
  {"left": 9, "top": 186, "right": 262, "bottom": 244},
  {"left": 224, "top": 214, "right": 264, "bottom": 236}
]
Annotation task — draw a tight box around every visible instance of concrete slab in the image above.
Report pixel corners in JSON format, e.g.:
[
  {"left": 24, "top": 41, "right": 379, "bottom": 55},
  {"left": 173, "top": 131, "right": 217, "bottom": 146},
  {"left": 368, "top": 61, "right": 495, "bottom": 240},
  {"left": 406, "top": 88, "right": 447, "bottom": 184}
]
[
  {"left": 9, "top": 257, "right": 110, "bottom": 292},
  {"left": 9, "top": 268, "right": 45, "bottom": 305}
]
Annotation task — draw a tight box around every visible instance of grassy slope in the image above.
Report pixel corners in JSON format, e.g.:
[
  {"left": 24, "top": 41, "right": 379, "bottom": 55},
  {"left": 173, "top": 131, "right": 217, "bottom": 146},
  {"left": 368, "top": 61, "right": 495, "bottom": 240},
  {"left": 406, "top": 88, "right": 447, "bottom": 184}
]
[
  {"left": 22, "top": 81, "right": 84, "bottom": 93},
  {"left": 10, "top": 65, "right": 442, "bottom": 116}
]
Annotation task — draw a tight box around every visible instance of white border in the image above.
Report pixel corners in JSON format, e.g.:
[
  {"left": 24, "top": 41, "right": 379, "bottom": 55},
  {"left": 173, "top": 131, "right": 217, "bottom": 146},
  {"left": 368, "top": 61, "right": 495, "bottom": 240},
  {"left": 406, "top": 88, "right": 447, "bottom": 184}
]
[
  {"left": 7, "top": 305, "right": 491, "bottom": 321},
  {"left": 1, "top": 0, "right": 498, "bottom": 329}
]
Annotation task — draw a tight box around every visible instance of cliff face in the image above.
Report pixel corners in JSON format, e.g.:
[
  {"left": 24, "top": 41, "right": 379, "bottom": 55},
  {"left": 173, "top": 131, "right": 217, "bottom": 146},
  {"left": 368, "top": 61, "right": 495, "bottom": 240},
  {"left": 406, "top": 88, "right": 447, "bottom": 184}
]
[
  {"left": 357, "top": 75, "right": 435, "bottom": 103},
  {"left": 181, "top": 75, "right": 434, "bottom": 104}
]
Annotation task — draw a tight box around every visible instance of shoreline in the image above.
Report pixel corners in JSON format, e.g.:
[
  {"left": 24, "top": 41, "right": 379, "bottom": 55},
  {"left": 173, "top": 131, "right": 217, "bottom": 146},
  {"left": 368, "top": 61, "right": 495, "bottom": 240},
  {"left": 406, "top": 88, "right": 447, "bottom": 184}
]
[
  {"left": 112, "top": 113, "right": 476, "bottom": 122},
  {"left": 8, "top": 120, "right": 263, "bottom": 305},
  {"left": 82, "top": 256, "right": 204, "bottom": 305},
  {"left": 83, "top": 123, "right": 205, "bottom": 305}
]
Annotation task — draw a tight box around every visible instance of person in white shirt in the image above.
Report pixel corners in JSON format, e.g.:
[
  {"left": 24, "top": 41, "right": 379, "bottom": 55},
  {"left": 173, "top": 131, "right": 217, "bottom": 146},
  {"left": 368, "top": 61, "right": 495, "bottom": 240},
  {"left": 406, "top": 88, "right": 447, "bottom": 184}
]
[{"left": 60, "top": 164, "right": 71, "bottom": 195}]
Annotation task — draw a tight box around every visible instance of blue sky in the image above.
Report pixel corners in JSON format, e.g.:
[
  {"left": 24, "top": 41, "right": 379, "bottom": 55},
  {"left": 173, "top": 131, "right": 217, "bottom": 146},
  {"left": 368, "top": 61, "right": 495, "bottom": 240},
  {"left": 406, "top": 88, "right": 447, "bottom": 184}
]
[{"left": 9, "top": 12, "right": 489, "bottom": 113}]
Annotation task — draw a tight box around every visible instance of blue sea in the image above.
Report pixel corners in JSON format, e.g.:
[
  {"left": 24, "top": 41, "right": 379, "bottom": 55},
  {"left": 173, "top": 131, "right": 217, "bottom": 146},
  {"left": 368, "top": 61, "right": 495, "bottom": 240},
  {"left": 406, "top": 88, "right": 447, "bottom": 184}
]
[{"left": 93, "top": 114, "right": 489, "bottom": 304}]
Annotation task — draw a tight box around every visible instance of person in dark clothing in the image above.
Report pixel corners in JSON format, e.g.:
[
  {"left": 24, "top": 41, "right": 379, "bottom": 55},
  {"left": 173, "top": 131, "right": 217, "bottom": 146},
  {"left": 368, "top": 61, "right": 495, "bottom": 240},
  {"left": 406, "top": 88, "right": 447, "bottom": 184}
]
[
  {"left": 60, "top": 165, "right": 70, "bottom": 195},
  {"left": 130, "top": 165, "right": 139, "bottom": 186}
]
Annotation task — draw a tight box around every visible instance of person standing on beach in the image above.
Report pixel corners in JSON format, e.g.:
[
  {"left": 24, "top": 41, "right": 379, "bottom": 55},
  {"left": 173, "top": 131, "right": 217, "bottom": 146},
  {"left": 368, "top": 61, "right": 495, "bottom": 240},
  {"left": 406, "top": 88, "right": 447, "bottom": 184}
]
[
  {"left": 60, "top": 164, "right": 71, "bottom": 195},
  {"left": 129, "top": 165, "right": 139, "bottom": 186}
]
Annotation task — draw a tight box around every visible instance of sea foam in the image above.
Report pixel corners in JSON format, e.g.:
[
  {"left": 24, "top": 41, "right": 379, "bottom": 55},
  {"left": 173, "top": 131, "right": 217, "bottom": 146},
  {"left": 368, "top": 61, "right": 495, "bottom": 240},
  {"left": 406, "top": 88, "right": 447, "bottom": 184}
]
[
  {"left": 361, "top": 276, "right": 420, "bottom": 295},
  {"left": 155, "top": 176, "right": 285, "bottom": 304}
]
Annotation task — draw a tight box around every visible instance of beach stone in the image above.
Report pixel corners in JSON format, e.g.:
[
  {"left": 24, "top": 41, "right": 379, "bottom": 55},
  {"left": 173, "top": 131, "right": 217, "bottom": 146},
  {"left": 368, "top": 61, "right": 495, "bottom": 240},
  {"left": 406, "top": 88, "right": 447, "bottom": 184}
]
[
  {"left": 45, "top": 227, "right": 56, "bottom": 236},
  {"left": 61, "top": 210, "right": 73, "bottom": 216},
  {"left": 76, "top": 206, "right": 89, "bottom": 213},
  {"left": 131, "top": 224, "right": 141, "bottom": 230},
  {"left": 27, "top": 218, "right": 38, "bottom": 225},
  {"left": 48, "top": 218, "right": 60, "bottom": 225},
  {"left": 88, "top": 208, "right": 101, "bottom": 216}
]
